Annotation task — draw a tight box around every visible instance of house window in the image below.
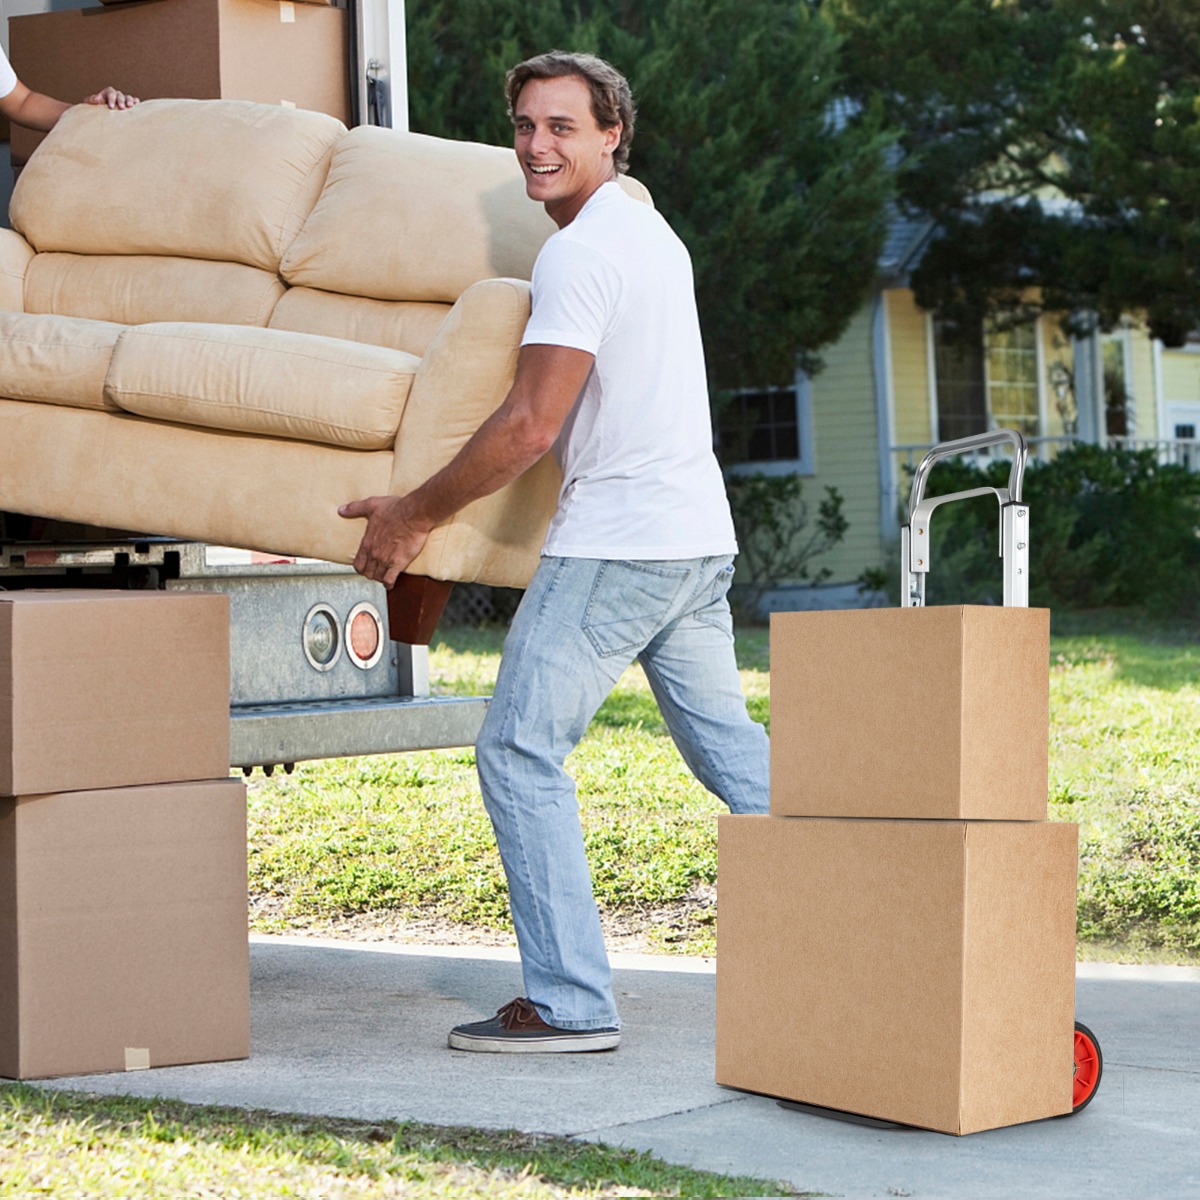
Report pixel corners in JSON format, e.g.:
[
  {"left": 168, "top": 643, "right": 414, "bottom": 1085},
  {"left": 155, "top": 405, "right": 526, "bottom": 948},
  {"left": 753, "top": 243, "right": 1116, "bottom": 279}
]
[
  {"left": 933, "top": 320, "right": 986, "bottom": 441},
  {"left": 1101, "top": 332, "right": 1132, "bottom": 437},
  {"left": 986, "top": 324, "right": 1039, "bottom": 436},
  {"left": 716, "top": 374, "right": 814, "bottom": 473},
  {"left": 933, "top": 319, "right": 1040, "bottom": 440}
]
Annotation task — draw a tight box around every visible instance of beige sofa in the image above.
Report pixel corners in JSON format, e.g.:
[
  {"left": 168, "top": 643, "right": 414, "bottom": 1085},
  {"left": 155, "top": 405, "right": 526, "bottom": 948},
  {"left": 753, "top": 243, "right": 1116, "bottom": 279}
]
[{"left": 0, "top": 99, "right": 646, "bottom": 635}]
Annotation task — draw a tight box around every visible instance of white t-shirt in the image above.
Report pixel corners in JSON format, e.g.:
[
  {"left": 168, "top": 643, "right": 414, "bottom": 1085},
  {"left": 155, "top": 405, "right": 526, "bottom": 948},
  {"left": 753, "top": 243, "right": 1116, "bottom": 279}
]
[
  {"left": 0, "top": 49, "right": 18, "bottom": 102},
  {"left": 521, "top": 181, "right": 737, "bottom": 560}
]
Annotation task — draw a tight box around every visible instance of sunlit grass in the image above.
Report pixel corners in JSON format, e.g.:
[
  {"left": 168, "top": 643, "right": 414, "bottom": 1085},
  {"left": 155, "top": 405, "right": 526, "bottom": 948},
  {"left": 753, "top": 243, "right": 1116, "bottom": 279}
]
[
  {"left": 250, "top": 614, "right": 1198, "bottom": 963},
  {"left": 0, "top": 1085, "right": 798, "bottom": 1199}
]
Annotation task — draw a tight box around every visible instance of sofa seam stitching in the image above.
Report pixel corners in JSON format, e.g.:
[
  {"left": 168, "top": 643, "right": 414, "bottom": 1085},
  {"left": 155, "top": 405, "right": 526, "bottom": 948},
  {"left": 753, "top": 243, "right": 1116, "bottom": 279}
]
[{"left": 116, "top": 330, "right": 418, "bottom": 375}]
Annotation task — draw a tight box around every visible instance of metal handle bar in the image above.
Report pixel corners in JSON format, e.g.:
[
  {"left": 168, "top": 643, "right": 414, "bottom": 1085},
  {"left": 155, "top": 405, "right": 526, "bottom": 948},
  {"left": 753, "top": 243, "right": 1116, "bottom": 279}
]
[
  {"left": 907, "top": 429, "right": 1027, "bottom": 518},
  {"left": 901, "top": 429, "right": 1030, "bottom": 608}
]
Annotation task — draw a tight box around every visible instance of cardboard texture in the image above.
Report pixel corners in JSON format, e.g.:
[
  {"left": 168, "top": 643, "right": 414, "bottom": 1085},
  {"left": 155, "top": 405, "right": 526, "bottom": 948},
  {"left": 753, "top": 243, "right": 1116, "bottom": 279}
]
[
  {"left": 0, "top": 777, "right": 249, "bottom": 1080},
  {"left": 0, "top": 590, "right": 230, "bottom": 796},
  {"left": 9, "top": 0, "right": 349, "bottom": 162},
  {"left": 770, "top": 606, "right": 1050, "bottom": 820},
  {"left": 715, "top": 815, "right": 1078, "bottom": 1136}
]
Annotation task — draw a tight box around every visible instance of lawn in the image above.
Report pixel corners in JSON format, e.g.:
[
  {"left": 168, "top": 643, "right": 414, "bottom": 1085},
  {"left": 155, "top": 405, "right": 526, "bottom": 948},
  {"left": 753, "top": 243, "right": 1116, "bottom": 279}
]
[
  {"left": 0, "top": 1085, "right": 800, "bottom": 1199},
  {"left": 248, "top": 611, "right": 1200, "bottom": 963}
]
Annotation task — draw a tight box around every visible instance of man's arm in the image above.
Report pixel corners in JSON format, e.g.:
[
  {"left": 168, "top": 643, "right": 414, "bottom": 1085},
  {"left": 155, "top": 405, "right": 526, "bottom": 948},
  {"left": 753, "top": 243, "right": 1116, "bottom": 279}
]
[
  {"left": 0, "top": 82, "right": 139, "bottom": 132},
  {"left": 340, "top": 343, "right": 593, "bottom": 587}
]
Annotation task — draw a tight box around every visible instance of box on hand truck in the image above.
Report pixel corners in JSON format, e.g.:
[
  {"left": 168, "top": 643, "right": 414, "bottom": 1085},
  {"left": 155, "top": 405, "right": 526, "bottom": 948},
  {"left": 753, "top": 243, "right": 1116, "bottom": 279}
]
[{"left": 717, "top": 430, "right": 1103, "bottom": 1134}]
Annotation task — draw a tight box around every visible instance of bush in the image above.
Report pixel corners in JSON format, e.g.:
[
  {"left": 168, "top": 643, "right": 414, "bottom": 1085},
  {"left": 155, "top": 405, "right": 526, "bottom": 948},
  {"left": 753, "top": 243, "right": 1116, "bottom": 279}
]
[
  {"left": 726, "top": 472, "right": 848, "bottom": 617},
  {"left": 901, "top": 445, "right": 1200, "bottom": 615}
]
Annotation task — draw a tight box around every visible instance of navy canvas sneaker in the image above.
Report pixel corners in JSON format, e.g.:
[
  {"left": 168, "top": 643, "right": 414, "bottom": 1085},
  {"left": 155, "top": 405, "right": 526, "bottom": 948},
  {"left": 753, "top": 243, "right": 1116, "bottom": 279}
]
[{"left": 448, "top": 997, "right": 620, "bottom": 1053}]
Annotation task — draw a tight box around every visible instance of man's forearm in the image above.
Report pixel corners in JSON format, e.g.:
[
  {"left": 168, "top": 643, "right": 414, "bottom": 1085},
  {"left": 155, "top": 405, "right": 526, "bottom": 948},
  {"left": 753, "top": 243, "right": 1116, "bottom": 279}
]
[
  {"left": 402, "top": 398, "right": 558, "bottom": 533},
  {"left": 341, "top": 343, "right": 593, "bottom": 586},
  {"left": 2, "top": 90, "right": 70, "bottom": 132}
]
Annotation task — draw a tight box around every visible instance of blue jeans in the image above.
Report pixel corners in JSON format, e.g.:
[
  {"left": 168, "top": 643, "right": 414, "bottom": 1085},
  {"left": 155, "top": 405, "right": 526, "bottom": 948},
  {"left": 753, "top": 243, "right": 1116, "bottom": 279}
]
[{"left": 475, "top": 554, "right": 770, "bottom": 1030}]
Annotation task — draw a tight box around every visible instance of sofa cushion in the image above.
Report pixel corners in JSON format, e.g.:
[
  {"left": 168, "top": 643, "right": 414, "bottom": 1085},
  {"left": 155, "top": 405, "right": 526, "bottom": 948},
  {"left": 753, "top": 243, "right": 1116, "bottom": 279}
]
[
  {"left": 280, "top": 127, "right": 558, "bottom": 303},
  {"left": 269, "top": 287, "right": 450, "bottom": 357},
  {"left": 11, "top": 99, "right": 344, "bottom": 273},
  {"left": 26, "top": 255, "right": 285, "bottom": 327},
  {"left": 0, "top": 312, "right": 125, "bottom": 411},
  {"left": 105, "top": 323, "right": 420, "bottom": 450}
]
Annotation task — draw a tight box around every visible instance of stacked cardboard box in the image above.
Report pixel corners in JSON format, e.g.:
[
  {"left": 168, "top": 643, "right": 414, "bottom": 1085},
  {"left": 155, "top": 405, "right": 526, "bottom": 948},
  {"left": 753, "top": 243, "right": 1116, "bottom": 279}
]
[
  {"left": 0, "top": 591, "right": 249, "bottom": 1080},
  {"left": 716, "top": 605, "right": 1078, "bottom": 1136},
  {"left": 8, "top": 0, "right": 351, "bottom": 164}
]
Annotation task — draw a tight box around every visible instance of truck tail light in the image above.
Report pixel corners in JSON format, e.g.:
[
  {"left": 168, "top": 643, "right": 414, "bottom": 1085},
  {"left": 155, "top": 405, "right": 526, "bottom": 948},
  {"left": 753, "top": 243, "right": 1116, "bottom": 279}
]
[{"left": 345, "top": 602, "right": 384, "bottom": 669}]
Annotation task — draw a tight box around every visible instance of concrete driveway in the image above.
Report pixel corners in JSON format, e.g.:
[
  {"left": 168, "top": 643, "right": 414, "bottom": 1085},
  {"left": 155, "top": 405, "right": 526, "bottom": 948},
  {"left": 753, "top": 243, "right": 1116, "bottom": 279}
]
[{"left": 36, "top": 936, "right": 1200, "bottom": 1199}]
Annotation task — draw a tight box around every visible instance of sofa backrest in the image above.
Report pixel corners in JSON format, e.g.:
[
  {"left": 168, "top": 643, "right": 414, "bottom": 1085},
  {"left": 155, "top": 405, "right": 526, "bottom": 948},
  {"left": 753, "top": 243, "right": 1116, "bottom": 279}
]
[
  {"left": 7, "top": 100, "right": 652, "bottom": 354},
  {"left": 12, "top": 99, "right": 345, "bottom": 272},
  {"left": 273, "top": 125, "right": 651, "bottom": 355},
  {"left": 279, "top": 127, "right": 558, "bottom": 305}
]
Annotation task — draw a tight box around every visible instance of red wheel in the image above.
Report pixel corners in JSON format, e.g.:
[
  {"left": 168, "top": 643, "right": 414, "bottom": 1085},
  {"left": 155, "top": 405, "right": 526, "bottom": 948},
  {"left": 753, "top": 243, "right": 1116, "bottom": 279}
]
[{"left": 1072, "top": 1021, "right": 1103, "bottom": 1113}]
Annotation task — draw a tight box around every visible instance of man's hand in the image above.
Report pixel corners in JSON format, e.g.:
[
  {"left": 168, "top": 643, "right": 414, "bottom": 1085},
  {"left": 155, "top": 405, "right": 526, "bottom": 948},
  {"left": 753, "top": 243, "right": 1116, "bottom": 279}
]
[
  {"left": 338, "top": 495, "right": 431, "bottom": 588},
  {"left": 84, "top": 87, "right": 140, "bottom": 110},
  {"left": 338, "top": 345, "right": 591, "bottom": 587}
]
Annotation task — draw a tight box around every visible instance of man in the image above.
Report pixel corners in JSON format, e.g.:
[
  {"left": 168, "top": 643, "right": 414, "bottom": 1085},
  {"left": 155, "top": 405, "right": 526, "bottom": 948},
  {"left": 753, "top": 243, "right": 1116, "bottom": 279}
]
[
  {"left": 340, "top": 50, "right": 769, "bottom": 1052},
  {"left": 0, "top": 45, "right": 138, "bottom": 131}
]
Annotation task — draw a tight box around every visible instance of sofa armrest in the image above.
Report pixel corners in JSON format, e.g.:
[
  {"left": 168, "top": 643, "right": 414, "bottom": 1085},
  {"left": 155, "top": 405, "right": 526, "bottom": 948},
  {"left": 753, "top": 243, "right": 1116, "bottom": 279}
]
[
  {"left": 0, "top": 228, "right": 34, "bottom": 312},
  {"left": 392, "top": 276, "right": 529, "bottom": 469},
  {"left": 388, "top": 276, "right": 560, "bottom": 587}
]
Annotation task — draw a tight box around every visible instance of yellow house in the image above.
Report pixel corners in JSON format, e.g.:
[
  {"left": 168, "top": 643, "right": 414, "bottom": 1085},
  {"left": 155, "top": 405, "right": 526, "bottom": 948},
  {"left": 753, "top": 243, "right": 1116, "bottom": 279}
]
[{"left": 719, "top": 217, "right": 1200, "bottom": 603}]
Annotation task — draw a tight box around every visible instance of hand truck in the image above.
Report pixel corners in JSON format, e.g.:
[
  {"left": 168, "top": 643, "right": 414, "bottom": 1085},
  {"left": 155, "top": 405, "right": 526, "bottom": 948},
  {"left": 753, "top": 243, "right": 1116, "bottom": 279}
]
[{"left": 901, "top": 428, "right": 1102, "bottom": 1115}]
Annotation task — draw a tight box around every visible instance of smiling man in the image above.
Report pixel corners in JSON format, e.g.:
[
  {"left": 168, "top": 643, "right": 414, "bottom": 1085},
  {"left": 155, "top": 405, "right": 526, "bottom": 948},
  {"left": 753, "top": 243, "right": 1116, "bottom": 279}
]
[{"left": 341, "top": 51, "right": 769, "bottom": 1053}]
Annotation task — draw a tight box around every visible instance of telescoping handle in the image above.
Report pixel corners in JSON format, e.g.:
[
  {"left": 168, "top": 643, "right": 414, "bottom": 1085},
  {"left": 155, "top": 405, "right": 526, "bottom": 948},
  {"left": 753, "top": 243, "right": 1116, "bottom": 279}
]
[{"left": 900, "top": 429, "right": 1030, "bottom": 608}]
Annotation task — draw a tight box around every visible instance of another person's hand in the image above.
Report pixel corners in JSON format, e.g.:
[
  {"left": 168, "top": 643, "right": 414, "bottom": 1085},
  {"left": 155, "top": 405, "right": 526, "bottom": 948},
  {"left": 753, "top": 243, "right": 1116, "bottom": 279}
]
[
  {"left": 339, "top": 495, "right": 432, "bottom": 588},
  {"left": 84, "top": 87, "right": 139, "bottom": 110}
]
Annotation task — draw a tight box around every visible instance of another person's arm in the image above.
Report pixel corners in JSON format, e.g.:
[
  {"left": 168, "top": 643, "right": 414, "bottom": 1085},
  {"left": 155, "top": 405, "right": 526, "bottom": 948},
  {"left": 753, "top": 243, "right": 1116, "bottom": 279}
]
[
  {"left": 340, "top": 343, "right": 592, "bottom": 587},
  {"left": 0, "top": 80, "right": 139, "bottom": 133}
]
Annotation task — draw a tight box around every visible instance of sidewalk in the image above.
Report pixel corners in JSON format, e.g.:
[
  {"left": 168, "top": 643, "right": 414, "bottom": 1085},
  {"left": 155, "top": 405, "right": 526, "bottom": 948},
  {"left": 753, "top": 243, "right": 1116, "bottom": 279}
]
[{"left": 39, "top": 935, "right": 1200, "bottom": 1199}]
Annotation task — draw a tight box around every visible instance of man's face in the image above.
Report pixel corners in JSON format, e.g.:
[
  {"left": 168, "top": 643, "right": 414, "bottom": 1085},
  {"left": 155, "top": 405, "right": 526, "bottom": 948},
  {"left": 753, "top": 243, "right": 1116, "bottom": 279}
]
[{"left": 513, "top": 75, "right": 621, "bottom": 228}]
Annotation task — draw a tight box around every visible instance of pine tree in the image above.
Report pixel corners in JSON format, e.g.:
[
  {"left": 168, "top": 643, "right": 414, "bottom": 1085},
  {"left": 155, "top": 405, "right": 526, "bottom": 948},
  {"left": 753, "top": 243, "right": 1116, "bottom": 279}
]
[
  {"left": 406, "top": 0, "right": 896, "bottom": 388},
  {"left": 829, "top": 0, "right": 1200, "bottom": 344}
]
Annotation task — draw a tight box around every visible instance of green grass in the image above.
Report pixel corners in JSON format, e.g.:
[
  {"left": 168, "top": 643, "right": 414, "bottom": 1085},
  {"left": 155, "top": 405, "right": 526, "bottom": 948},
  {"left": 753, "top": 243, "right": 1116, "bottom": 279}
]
[
  {"left": 249, "top": 613, "right": 1199, "bottom": 964},
  {"left": 1047, "top": 613, "right": 1200, "bottom": 960},
  {"left": 249, "top": 627, "right": 769, "bottom": 954},
  {"left": 0, "top": 1085, "right": 801, "bottom": 1198}
]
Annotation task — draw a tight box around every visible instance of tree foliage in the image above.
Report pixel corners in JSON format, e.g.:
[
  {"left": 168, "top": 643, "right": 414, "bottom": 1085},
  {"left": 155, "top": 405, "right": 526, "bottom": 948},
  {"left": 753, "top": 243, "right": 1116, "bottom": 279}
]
[
  {"left": 726, "top": 473, "right": 849, "bottom": 612},
  {"left": 827, "top": 0, "right": 1200, "bottom": 344},
  {"left": 406, "top": 0, "right": 895, "bottom": 388}
]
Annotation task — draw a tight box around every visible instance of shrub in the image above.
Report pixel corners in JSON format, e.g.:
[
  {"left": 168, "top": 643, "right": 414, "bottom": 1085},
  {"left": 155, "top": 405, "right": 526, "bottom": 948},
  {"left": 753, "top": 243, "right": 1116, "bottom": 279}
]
[{"left": 726, "top": 472, "right": 848, "bottom": 617}]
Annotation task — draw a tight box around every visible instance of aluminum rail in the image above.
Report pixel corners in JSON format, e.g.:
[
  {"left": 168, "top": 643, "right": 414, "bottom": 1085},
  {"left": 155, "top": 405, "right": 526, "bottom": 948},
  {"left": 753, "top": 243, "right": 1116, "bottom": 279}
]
[{"left": 900, "top": 429, "right": 1030, "bottom": 608}]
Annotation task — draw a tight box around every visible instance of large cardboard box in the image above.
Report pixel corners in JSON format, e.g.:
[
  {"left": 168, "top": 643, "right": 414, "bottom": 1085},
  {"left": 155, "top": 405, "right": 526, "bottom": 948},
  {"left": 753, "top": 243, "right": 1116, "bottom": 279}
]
[
  {"left": 9, "top": 0, "right": 349, "bottom": 163},
  {"left": 0, "top": 590, "right": 230, "bottom": 796},
  {"left": 0, "top": 777, "right": 249, "bottom": 1079},
  {"left": 716, "top": 815, "right": 1078, "bottom": 1135},
  {"left": 770, "top": 606, "right": 1050, "bottom": 820}
]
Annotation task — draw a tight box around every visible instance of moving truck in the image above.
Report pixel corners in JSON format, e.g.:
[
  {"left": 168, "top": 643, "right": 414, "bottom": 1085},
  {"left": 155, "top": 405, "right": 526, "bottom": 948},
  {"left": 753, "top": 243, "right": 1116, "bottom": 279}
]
[{"left": 0, "top": 0, "right": 491, "bottom": 772}]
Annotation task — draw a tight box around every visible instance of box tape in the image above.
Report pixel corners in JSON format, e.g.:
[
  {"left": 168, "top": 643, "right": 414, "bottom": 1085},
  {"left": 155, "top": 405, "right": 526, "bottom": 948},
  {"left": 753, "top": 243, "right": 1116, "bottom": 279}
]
[{"left": 124, "top": 1047, "right": 151, "bottom": 1072}]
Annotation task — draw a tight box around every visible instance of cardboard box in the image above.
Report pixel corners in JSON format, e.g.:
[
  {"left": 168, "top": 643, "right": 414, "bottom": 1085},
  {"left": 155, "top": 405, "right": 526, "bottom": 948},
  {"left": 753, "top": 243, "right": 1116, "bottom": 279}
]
[
  {"left": 716, "top": 814, "right": 1078, "bottom": 1135},
  {"left": 0, "top": 777, "right": 249, "bottom": 1079},
  {"left": 770, "top": 606, "right": 1050, "bottom": 820},
  {"left": 0, "top": 590, "right": 230, "bottom": 796},
  {"left": 9, "top": 0, "right": 349, "bottom": 162}
]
